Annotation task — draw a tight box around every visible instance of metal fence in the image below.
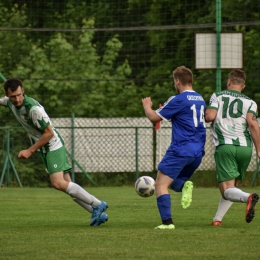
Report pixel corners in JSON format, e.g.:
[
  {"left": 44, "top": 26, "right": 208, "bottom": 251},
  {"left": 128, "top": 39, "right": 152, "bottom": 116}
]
[{"left": 0, "top": 117, "right": 259, "bottom": 187}]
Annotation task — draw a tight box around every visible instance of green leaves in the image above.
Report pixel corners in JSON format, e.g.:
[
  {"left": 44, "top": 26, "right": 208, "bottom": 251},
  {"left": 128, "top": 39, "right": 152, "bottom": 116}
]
[
  {"left": 2, "top": 13, "right": 135, "bottom": 116},
  {"left": 1, "top": 1, "right": 260, "bottom": 118}
]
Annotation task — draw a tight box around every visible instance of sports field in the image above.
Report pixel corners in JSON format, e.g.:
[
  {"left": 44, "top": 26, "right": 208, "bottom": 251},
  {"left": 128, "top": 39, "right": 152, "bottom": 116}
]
[{"left": 0, "top": 186, "right": 260, "bottom": 259}]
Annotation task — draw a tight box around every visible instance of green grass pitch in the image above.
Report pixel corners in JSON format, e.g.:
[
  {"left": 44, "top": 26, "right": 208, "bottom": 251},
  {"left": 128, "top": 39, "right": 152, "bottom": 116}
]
[{"left": 0, "top": 186, "right": 260, "bottom": 260}]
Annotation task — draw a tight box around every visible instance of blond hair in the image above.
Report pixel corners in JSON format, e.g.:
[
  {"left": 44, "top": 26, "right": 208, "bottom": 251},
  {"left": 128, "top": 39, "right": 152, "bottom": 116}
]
[{"left": 173, "top": 66, "right": 193, "bottom": 85}]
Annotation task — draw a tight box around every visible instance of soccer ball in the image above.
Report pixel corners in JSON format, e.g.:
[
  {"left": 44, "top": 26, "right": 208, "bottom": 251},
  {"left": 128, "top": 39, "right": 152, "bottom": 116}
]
[{"left": 135, "top": 176, "right": 155, "bottom": 197}]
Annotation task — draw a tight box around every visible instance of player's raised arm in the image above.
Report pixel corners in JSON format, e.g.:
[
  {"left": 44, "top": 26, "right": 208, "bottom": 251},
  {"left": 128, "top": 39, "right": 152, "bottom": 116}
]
[{"left": 142, "top": 97, "right": 162, "bottom": 124}]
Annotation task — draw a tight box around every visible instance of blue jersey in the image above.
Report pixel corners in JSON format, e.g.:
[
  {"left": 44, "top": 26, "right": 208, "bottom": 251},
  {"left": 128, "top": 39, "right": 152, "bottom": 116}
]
[{"left": 156, "top": 90, "right": 206, "bottom": 157}]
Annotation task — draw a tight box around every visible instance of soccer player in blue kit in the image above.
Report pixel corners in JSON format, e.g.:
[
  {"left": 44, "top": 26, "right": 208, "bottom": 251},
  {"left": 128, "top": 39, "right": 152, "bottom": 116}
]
[{"left": 142, "top": 66, "right": 206, "bottom": 229}]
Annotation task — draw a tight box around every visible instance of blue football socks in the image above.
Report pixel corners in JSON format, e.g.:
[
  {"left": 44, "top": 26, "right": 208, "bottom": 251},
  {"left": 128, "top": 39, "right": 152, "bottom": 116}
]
[{"left": 157, "top": 194, "right": 172, "bottom": 221}]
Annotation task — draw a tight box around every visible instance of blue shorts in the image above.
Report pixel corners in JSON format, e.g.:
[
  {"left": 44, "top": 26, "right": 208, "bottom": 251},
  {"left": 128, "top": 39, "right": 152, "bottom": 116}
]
[{"left": 158, "top": 150, "right": 203, "bottom": 181}]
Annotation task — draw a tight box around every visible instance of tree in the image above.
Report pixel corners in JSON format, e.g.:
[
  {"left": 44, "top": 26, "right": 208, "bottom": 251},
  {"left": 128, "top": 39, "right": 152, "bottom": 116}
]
[{"left": 5, "top": 17, "right": 135, "bottom": 117}]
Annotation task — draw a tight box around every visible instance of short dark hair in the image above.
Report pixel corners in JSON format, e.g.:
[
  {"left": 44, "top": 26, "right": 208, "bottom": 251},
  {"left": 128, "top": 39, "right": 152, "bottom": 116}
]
[
  {"left": 173, "top": 66, "right": 193, "bottom": 85},
  {"left": 228, "top": 69, "right": 246, "bottom": 86},
  {"left": 4, "top": 78, "right": 23, "bottom": 95}
]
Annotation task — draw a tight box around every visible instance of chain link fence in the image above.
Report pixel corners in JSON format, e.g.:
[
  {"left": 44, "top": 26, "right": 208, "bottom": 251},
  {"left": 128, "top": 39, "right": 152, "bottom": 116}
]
[{"left": 0, "top": 117, "right": 259, "bottom": 187}]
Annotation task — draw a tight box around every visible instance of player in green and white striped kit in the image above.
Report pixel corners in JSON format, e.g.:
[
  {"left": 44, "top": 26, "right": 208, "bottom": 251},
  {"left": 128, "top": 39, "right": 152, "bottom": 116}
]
[
  {"left": 0, "top": 78, "right": 108, "bottom": 226},
  {"left": 205, "top": 69, "right": 260, "bottom": 226}
]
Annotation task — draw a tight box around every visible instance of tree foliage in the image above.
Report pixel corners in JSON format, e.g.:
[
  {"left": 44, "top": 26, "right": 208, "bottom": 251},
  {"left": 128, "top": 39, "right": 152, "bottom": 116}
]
[{"left": 0, "top": 0, "right": 260, "bottom": 119}]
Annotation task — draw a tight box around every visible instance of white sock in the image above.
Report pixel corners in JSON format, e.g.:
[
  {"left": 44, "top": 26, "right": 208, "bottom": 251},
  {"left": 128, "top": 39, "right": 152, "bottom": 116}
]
[
  {"left": 66, "top": 182, "right": 101, "bottom": 206},
  {"left": 71, "top": 197, "right": 93, "bottom": 213},
  {"left": 224, "top": 187, "right": 250, "bottom": 203},
  {"left": 213, "top": 197, "right": 233, "bottom": 222}
]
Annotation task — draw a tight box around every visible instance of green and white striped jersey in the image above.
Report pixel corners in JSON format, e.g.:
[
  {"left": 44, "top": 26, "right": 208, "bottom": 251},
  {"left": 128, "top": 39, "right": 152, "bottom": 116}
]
[
  {"left": 0, "top": 95, "right": 64, "bottom": 153},
  {"left": 208, "top": 90, "right": 258, "bottom": 147}
]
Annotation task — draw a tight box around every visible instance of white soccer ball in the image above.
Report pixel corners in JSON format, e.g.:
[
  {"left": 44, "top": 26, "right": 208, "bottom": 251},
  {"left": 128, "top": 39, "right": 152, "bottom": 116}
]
[{"left": 135, "top": 176, "right": 155, "bottom": 197}]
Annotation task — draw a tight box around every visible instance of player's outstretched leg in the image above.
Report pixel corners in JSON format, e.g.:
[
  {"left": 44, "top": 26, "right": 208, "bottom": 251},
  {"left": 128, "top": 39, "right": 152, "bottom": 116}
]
[
  {"left": 245, "top": 193, "right": 259, "bottom": 223},
  {"left": 90, "top": 201, "right": 108, "bottom": 226},
  {"left": 181, "top": 181, "right": 193, "bottom": 209}
]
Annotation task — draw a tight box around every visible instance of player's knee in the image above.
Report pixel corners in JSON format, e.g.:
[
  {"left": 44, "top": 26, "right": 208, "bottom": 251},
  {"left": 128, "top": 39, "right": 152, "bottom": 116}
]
[
  {"left": 51, "top": 182, "right": 62, "bottom": 190},
  {"left": 51, "top": 180, "right": 66, "bottom": 191}
]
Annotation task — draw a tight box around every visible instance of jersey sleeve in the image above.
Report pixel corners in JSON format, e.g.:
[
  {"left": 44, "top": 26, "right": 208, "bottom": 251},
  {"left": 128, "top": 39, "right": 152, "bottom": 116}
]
[
  {"left": 208, "top": 93, "right": 218, "bottom": 110},
  {"left": 30, "top": 106, "right": 51, "bottom": 130},
  {"left": 0, "top": 96, "right": 9, "bottom": 106},
  {"left": 247, "top": 101, "right": 258, "bottom": 116},
  {"left": 155, "top": 96, "right": 181, "bottom": 121}
]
